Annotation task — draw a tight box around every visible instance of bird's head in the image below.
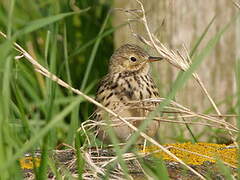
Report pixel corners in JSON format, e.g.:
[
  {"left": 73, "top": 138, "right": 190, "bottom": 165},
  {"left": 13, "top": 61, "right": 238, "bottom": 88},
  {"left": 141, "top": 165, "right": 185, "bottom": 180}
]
[{"left": 108, "top": 44, "right": 163, "bottom": 74}]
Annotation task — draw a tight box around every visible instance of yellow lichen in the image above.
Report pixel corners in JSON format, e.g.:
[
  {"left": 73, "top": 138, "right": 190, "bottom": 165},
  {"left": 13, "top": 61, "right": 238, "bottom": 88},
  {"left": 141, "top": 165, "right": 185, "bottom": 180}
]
[
  {"left": 19, "top": 157, "right": 41, "bottom": 169},
  {"left": 140, "top": 142, "right": 237, "bottom": 166}
]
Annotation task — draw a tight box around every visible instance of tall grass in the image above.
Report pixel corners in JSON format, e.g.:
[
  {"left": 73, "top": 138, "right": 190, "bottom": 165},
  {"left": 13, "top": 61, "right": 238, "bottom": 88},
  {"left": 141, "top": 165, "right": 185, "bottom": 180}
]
[
  {"left": 0, "top": 0, "right": 239, "bottom": 179},
  {"left": 0, "top": 0, "right": 114, "bottom": 179}
]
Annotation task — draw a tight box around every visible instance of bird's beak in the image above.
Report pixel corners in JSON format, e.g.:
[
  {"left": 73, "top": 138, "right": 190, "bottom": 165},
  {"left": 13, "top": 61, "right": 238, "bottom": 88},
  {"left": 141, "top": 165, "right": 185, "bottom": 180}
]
[{"left": 148, "top": 56, "right": 163, "bottom": 62}]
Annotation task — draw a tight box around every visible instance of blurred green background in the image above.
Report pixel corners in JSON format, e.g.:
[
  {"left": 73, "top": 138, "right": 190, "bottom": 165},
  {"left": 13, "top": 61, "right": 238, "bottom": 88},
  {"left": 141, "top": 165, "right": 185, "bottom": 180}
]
[
  {"left": 0, "top": 0, "right": 117, "bottom": 178},
  {"left": 0, "top": 0, "right": 114, "bottom": 142}
]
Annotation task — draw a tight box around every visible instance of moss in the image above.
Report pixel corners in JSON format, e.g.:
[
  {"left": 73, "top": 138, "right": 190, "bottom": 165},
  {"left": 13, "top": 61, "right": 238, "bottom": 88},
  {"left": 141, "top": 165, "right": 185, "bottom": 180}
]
[
  {"left": 19, "top": 143, "right": 237, "bottom": 170},
  {"left": 19, "top": 157, "right": 41, "bottom": 169},
  {"left": 141, "top": 142, "right": 237, "bottom": 166}
]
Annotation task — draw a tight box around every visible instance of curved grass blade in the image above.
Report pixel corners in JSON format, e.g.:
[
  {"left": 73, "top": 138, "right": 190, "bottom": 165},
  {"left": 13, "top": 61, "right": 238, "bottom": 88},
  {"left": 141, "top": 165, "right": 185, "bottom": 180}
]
[
  {"left": 13, "top": 8, "right": 90, "bottom": 38},
  {"left": 0, "top": 97, "right": 82, "bottom": 172},
  {"left": 80, "top": 10, "right": 111, "bottom": 91}
]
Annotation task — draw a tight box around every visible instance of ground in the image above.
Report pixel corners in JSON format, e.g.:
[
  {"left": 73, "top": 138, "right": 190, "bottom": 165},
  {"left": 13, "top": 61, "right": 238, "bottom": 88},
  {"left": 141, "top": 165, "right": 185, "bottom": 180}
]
[{"left": 20, "top": 142, "right": 238, "bottom": 179}]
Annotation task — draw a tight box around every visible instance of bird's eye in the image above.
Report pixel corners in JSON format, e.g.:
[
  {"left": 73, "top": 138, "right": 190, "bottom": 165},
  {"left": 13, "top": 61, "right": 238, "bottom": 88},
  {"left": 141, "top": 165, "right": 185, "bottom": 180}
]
[{"left": 130, "top": 56, "right": 137, "bottom": 62}]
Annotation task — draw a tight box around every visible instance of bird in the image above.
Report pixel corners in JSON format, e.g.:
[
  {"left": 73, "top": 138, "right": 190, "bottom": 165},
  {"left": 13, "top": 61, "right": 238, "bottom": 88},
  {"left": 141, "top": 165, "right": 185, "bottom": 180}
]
[{"left": 94, "top": 44, "right": 163, "bottom": 143}]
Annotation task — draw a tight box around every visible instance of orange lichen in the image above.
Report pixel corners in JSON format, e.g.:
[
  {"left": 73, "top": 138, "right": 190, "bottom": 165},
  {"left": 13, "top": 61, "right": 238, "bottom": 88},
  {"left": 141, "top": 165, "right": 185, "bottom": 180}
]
[
  {"left": 140, "top": 142, "right": 238, "bottom": 166},
  {"left": 19, "top": 157, "right": 41, "bottom": 169}
]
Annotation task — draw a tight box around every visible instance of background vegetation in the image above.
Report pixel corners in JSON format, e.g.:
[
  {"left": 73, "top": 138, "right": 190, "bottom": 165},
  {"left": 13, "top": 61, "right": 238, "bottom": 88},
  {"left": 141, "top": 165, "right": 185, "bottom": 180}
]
[
  {"left": 0, "top": 0, "right": 239, "bottom": 179},
  {"left": 113, "top": 0, "right": 240, "bottom": 144},
  {"left": 0, "top": 0, "right": 115, "bottom": 179}
]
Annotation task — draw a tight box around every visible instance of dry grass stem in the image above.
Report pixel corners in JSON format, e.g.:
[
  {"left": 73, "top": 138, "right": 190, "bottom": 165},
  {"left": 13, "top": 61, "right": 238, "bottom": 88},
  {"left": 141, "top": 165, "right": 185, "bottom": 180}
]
[
  {"left": 1, "top": 1, "right": 238, "bottom": 177},
  {"left": 128, "top": 0, "right": 237, "bottom": 145},
  {"left": 87, "top": 98, "right": 237, "bottom": 131},
  {"left": 233, "top": 1, "right": 240, "bottom": 9},
  {"left": 0, "top": 30, "right": 206, "bottom": 179}
]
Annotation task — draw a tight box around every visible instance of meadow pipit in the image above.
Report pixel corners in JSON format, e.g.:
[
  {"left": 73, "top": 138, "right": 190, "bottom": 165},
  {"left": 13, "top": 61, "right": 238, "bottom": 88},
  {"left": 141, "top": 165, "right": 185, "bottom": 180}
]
[{"left": 94, "top": 44, "right": 163, "bottom": 143}]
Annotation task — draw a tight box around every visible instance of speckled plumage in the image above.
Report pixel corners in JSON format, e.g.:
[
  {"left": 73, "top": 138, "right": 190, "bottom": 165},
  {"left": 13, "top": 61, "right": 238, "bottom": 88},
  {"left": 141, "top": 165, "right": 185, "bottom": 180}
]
[{"left": 94, "top": 44, "right": 162, "bottom": 143}]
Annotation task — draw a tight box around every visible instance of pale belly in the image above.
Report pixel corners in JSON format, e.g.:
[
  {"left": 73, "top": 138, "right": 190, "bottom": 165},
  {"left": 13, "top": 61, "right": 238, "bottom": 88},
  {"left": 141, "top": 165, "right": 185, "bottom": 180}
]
[{"left": 96, "top": 75, "right": 160, "bottom": 143}]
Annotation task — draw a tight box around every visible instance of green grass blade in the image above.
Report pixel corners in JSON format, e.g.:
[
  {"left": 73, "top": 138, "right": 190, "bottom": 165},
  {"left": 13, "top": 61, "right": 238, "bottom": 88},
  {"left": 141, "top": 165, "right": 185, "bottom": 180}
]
[
  {"left": 179, "top": 16, "right": 216, "bottom": 140},
  {"left": 236, "top": 59, "right": 240, "bottom": 128},
  {"left": 13, "top": 9, "right": 89, "bottom": 38},
  {"left": 69, "top": 23, "right": 127, "bottom": 57},
  {"left": 7, "top": 0, "right": 15, "bottom": 37},
  {"left": 140, "top": 157, "right": 169, "bottom": 179},
  {"left": 38, "top": 139, "right": 49, "bottom": 180},
  {"left": 80, "top": 10, "right": 111, "bottom": 91},
  {"left": 121, "top": 9, "right": 240, "bottom": 156},
  {"left": 216, "top": 159, "right": 234, "bottom": 180},
  {"left": 11, "top": 82, "right": 31, "bottom": 139},
  {"left": 104, "top": 119, "right": 130, "bottom": 179},
  {"left": 0, "top": 55, "right": 13, "bottom": 179},
  {"left": 0, "top": 41, "right": 12, "bottom": 64},
  {"left": 190, "top": 15, "right": 216, "bottom": 57},
  {"left": 0, "top": 97, "right": 82, "bottom": 172},
  {"left": 236, "top": 56, "right": 240, "bottom": 177}
]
